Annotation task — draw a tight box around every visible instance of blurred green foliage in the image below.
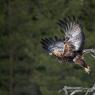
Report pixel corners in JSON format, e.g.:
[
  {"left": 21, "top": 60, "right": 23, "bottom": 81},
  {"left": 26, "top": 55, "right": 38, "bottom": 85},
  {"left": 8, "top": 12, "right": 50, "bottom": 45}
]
[{"left": 0, "top": 0, "right": 95, "bottom": 95}]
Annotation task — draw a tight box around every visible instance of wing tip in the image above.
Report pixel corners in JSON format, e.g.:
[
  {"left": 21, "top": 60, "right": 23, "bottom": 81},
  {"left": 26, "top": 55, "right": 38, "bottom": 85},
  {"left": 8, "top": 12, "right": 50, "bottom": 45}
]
[
  {"left": 40, "top": 38, "right": 54, "bottom": 52},
  {"left": 57, "top": 16, "right": 82, "bottom": 32}
]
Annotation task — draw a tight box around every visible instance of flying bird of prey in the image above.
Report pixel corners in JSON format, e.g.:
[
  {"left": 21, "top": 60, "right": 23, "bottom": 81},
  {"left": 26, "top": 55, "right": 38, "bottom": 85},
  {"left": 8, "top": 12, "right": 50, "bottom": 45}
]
[{"left": 41, "top": 17, "right": 95, "bottom": 74}]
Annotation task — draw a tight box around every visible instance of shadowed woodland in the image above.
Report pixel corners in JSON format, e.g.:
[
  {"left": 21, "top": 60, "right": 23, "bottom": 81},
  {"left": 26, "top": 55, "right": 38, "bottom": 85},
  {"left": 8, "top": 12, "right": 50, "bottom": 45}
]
[{"left": 0, "top": 0, "right": 95, "bottom": 95}]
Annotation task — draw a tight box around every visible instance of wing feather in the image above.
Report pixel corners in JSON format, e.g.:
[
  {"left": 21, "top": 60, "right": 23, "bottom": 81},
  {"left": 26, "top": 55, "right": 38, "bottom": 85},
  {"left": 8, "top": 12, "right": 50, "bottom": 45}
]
[
  {"left": 41, "top": 37, "right": 64, "bottom": 57},
  {"left": 58, "top": 17, "right": 85, "bottom": 52}
]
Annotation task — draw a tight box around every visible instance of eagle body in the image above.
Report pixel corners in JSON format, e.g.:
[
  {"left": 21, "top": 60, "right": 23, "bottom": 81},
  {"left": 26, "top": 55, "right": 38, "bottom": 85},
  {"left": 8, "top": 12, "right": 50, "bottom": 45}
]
[{"left": 41, "top": 16, "right": 95, "bottom": 74}]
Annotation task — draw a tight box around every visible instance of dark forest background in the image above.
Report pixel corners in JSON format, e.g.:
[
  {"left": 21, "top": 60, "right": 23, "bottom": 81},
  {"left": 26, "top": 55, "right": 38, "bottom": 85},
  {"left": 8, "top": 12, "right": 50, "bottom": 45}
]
[{"left": 0, "top": 0, "right": 95, "bottom": 95}]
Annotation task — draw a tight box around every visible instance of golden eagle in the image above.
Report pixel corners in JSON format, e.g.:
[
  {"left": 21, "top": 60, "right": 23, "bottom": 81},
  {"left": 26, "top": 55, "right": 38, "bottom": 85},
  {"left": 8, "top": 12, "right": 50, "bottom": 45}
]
[{"left": 41, "top": 17, "right": 95, "bottom": 74}]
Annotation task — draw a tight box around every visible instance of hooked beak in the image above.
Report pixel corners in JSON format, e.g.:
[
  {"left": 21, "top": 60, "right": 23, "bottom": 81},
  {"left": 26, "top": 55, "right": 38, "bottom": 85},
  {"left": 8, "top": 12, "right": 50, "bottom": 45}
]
[{"left": 84, "top": 66, "right": 90, "bottom": 74}]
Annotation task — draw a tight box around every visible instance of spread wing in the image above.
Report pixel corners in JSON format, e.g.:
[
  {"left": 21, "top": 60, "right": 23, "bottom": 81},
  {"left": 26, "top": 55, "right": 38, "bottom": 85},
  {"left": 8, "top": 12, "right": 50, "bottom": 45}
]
[
  {"left": 41, "top": 37, "right": 64, "bottom": 57},
  {"left": 58, "top": 17, "right": 85, "bottom": 52}
]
